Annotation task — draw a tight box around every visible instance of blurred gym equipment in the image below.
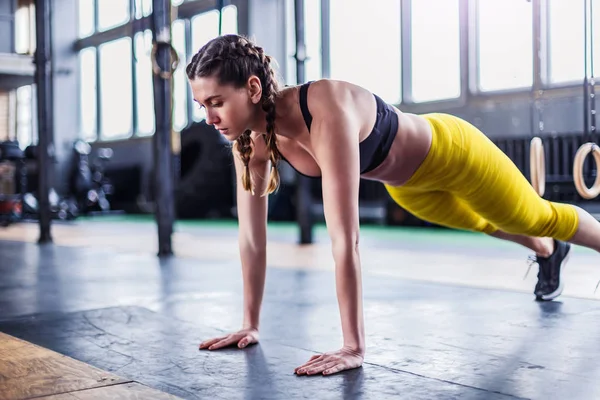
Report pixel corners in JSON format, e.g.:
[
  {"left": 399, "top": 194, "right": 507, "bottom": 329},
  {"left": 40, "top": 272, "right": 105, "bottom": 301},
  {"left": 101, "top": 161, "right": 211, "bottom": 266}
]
[
  {"left": 0, "top": 141, "right": 25, "bottom": 226},
  {"left": 68, "top": 139, "right": 114, "bottom": 216}
]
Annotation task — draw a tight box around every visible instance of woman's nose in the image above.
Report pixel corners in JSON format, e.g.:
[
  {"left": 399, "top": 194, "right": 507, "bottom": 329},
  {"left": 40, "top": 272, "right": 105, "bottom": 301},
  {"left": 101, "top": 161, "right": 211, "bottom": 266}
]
[{"left": 205, "top": 110, "right": 220, "bottom": 126}]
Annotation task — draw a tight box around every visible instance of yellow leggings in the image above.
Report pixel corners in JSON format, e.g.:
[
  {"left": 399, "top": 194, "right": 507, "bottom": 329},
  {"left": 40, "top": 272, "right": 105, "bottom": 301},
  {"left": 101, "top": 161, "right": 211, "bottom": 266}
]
[{"left": 384, "top": 113, "right": 579, "bottom": 241}]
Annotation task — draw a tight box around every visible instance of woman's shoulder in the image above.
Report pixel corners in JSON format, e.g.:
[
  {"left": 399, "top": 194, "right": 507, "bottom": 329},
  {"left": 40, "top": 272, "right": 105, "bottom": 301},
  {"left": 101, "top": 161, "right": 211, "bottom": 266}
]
[
  {"left": 304, "top": 78, "right": 362, "bottom": 94},
  {"left": 305, "top": 79, "right": 362, "bottom": 104},
  {"left": 304, "top": 79, "right": 375, "bottom": 118}
]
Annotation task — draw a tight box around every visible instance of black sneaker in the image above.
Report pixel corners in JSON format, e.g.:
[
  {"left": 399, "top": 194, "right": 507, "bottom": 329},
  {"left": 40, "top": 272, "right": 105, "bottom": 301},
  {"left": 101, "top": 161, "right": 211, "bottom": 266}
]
[{"left": 529, "top": 240, "right": 571, "bottom": 301}]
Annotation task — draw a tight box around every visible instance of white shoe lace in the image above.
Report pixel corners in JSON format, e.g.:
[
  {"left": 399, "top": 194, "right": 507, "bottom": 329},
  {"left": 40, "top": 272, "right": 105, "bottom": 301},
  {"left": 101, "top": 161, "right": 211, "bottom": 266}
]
[{"left": 523, "top": 255, "right": 538, "bottom": 280}]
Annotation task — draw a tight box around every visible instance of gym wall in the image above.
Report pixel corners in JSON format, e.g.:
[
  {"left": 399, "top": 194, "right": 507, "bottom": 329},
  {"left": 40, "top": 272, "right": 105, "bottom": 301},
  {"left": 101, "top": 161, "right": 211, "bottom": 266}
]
[{"left": 19, "top": 0, "right": 600, "bottom": 220}]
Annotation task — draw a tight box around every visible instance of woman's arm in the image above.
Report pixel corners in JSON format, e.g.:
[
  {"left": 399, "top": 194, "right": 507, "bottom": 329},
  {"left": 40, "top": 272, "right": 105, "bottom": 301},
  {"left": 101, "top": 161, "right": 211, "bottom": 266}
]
[
  {"left": 199, "top": 132, "right": 270, "bottom": 350},
  {"left": 295, "top": 82, "right": 365, "bottom": 375},
  {"left": 313, "top": 114, "right": 365, "bottom": 352},
  {"left": 234, "top": 134, "right": 270, "bottom": 330}
]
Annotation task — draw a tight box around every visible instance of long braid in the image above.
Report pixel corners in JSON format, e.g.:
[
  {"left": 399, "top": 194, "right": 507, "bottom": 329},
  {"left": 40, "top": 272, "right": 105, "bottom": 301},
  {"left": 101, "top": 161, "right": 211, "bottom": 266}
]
[
  {"left": 256, "top": 50, "right": 280, "bottom": 194},
  {"left": 186, "top": 34, "right": 281, "bottom": 195},
  {"left": 233, "top": 130, "right": 254, "bottom": 192}
]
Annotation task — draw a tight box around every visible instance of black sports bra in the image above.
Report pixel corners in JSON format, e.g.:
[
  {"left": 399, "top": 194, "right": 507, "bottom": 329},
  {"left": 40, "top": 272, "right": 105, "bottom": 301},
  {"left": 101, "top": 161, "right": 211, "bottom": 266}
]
[{"left": 281, "top": 81, "right": 398, "bottom": 178}]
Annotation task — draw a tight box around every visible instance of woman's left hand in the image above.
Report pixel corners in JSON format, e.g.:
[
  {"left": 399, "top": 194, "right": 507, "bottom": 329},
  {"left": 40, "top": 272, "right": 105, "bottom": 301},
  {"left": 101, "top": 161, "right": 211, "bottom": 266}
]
[{"left": 294, "top": 346, "right": 364, "bottom": 376}]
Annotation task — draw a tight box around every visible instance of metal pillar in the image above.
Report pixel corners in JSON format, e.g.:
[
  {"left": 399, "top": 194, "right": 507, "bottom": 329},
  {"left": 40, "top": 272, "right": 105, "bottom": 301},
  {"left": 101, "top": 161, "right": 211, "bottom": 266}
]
[
  {"left": 530, "top": 0, "right": 544, "bottom": 138},
  {"left": 584, "top": 0, "right": 597, "bottom": 141},
  {"left": 590, "top": 0, "right": 596, "bottom": 136},
  {"left": 217, "top": 0, "right": 224, "bottom": 35},
  {"left": 34, "top": 0, "right": 53, "bottom": 244},
  {"left": 151, "top": 0, "right": 176, "bottom": 256},
  {"left": 294, "top": 0, "right": 313, "bottom": 244}
]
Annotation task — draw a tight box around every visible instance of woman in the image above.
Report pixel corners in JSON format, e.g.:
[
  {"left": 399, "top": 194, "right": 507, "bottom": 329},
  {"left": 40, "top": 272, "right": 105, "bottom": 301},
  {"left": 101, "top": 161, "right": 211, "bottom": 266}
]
[{"left": 186, "top": 34, "right": 600, "bottom": 376}]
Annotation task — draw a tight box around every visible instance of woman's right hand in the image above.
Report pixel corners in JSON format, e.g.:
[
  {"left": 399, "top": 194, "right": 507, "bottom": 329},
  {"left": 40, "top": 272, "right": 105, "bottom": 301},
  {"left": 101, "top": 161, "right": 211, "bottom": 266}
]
[{"left": 199, "top": 328, "right": 259, "bottom": 350}]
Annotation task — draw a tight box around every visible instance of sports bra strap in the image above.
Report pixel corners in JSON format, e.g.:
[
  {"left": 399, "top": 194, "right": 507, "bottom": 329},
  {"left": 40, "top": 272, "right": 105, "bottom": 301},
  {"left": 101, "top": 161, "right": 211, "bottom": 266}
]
[{"left": 299, "top": 81, "right": 313, "bottom": 131}]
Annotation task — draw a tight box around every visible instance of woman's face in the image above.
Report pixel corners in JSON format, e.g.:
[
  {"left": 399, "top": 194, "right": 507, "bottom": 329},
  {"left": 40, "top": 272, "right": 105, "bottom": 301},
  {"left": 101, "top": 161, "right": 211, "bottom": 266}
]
[{"left": 189, "top": 75, "right": 261, "bottom": 141}]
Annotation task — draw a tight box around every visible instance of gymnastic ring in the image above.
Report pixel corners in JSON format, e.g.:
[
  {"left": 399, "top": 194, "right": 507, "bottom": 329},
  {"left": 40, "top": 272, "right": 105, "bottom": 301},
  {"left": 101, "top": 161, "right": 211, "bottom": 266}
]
[
  {"left": 529, "top": 137, "right": 545, "bottom": 197},
  {"left": 573, "top": 142, "right": 600, "bottom": 199},
  {"left": 151, "top": 41, "right": 180, "bottom": 80}
]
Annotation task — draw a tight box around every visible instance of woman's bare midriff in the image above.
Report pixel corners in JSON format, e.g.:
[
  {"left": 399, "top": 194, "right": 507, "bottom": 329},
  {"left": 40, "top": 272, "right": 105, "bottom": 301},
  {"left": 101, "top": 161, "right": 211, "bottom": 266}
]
[{"left": 360, "top": 109, "right": 433, "bottom": 187}]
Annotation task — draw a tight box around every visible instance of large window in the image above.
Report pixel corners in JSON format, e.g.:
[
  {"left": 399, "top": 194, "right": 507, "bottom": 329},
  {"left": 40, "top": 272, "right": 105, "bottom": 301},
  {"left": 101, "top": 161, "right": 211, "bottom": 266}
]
[
  {"left": 0, "top": 88, "right": 35, "bottom": 150},
  {"left": 191, "top": 6, "right": 238, "bottom": 122},
  {"left": 78, "top": 0, "right": 95, "bottom": 38},
  {"left": 78, "top": 0, "right": 189, "bottom": 37},
  {"left": 77, "top": 2, "right": 240, "bottom": 140},
  {"left": 329, "top": 0, "right": 401, "bottom": 104},
  {"left": 304, "top": 0, "right": 322, "bottom": 83},
  {"left": 591, "top": 0, "right": 600, "bottom": 82},
  {"left": 477, "top": 0, "right": 533, "bottom": 91},
  {"left": 0, "top": 92, "right": 9, "bottom": 142},
  {"left": 411, "top": 0, "right": 460, "bottom": 102},
  {"left": 15, "top": 85, "right": 37, "bottom": 149},
  {"left": 548, "top": 0, "right": 584, "bottom": 84},
  {"left": 99, "top": 38, "right": 133, "bottom": 139},
  {"left": 134, "top": 30, "right": 155, "bottom": 136},
  {"left": 190, "top": 6, "right": 238, "bottom": 55},
  {"left": 14, "top": 2, "right": 35, "bottom": 55},
  {"left": 98, "top": 0, "right": 130, "bottom": 32},
  {"left": 135, "top": 0, "right": 153, "bottom": 19},
  {"left": 79, "top": 47, "right": 97, "bottom": 141},
  {"left": 283, "top": 0, "right": 600, "bottom": 108},
  {"left": 285, "top": 0, "right": 322, "bottom": 85},
  {"left": 172, "top": 19, "right": 188, "bottom": 132}
]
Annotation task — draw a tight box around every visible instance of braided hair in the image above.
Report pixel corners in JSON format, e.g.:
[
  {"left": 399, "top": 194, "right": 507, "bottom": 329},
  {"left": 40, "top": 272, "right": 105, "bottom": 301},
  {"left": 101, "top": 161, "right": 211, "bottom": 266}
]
[{"left": 186, "top": 34, "right": 280, "bottom": 196}]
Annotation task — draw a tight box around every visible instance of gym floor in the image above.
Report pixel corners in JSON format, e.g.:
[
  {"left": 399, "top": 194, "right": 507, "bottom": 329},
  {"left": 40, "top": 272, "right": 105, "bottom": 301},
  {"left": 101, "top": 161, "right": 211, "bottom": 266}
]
[{"left": 1, "top": 217, "right": 600, "bottom": 399}]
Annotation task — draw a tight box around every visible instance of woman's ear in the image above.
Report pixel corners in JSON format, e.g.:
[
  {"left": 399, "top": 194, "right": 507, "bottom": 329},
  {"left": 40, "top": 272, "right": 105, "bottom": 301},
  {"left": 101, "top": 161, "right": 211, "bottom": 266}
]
[{"left": 247, "top": 75, "right": 263, "bottom": 104}]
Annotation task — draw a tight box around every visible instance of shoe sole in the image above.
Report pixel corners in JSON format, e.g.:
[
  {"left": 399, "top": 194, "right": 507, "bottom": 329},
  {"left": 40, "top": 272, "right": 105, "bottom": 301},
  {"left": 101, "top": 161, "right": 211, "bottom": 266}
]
[{"left": 539, "top": 244, "right": 571, "bottom": 301}]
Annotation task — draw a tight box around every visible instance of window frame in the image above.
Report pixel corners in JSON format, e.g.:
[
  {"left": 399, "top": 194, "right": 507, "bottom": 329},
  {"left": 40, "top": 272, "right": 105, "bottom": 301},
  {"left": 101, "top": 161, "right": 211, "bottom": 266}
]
[
  {"left": 73, "top": 0, "right": 248, "bottom": 142},
  {"left": 291, "top": 0, "right": 598, "bottom": 113}
]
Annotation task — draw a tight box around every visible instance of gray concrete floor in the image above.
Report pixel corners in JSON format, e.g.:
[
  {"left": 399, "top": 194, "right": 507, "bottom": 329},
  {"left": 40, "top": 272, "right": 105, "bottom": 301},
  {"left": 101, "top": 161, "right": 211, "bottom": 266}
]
[{"left": 2, "top": 225, "right": 600, "bottom": 399}]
